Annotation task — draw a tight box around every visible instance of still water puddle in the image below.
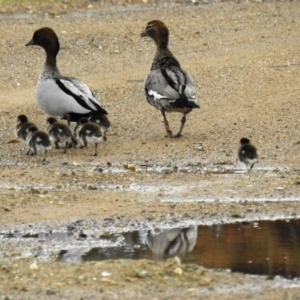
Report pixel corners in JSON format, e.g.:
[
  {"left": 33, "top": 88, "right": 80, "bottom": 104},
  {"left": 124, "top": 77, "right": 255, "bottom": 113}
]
[{"left": 1, "top": 219, "right": 300, "bottom": 279}]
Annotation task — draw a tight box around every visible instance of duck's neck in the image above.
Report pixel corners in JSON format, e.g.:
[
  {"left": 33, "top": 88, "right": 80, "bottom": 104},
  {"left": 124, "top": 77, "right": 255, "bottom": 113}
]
[
  {"left": 42, "top": 52, "right": 60, "bottom": 78},
  {"left": 151, "top": 46, "right": 181, "bottom": 70},
  {"left": 45, "top": 53, "right": 57, "bottom": 68}
]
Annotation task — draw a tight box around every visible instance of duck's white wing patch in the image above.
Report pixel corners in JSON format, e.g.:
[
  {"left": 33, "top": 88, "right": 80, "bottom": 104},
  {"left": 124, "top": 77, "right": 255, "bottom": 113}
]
[{"left": 148, "top": 90, "right": 167, "bottom": 100}]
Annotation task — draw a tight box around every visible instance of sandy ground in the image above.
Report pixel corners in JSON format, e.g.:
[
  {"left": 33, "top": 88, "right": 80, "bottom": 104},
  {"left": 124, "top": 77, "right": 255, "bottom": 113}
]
[{"left": 0, "top": 0, "right": 300, "bottom": 299}]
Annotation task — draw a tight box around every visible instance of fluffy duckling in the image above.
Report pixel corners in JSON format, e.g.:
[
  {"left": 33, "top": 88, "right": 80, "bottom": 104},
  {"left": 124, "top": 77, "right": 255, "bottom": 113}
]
[
  {"left": 26, "top": 126, "right": 52, "bottom": 162},
  {"left": 88, "top": 114, "right": 111, "bottom": 141},
  {"left": 141, "top": 20, "right": 199, "bottom": 138},
  {"left": 15, "top": 114, "right": 37, "bottom": 143},
  {"left": 238, "top": 138, "right": 258, "bottom": 172},
  {"left": 26, "top": 27, "right": 110, "bottom": 126},
  {"left": 75, "top": 118, "right": 102, "bottom": 156},
  {"left": 46, "top": 117, "right": 77, "bottom": 153}
]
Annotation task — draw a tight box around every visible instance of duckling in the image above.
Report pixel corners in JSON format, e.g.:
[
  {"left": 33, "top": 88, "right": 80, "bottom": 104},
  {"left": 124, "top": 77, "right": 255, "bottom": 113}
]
[
  {"left": 238, "top": 138, "right": 258, "bottom": 172},
  {"left": 46, "top": 117, "right": 77, "bottom": 153},
  {"left": 89, "top": 114, "right": 111, "bottom": 141},
  {"left": 15, "top": 114, "right": 37, "bottom": 143},
  {"left": 141, "top": 20, "right": 199, "bottom": 138},
  {"left": 26, "top": 126, "right": 52, "bottom": 162},
  {"left": 75, "top": 118, "right": 102, "bottom": 156},
  {"left": 26, "top": 27, "right": 110, "bottom": 126}
]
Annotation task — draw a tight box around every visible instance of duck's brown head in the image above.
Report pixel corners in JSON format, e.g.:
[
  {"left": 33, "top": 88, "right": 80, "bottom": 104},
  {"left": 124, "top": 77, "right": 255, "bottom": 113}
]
[
  {"left": 141, "top": 20, "right": 169, "bottom": 48},
  {"left": 26, "top": 27, "right": 60, "bottom": 58}
]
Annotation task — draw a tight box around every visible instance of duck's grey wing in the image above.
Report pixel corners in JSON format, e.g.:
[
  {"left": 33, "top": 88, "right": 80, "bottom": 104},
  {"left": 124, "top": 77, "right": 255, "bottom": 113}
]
[
  {"left": 144, "top": 68, "right": 197, "bottom": 110},
  {"left": 55, "top": 76, "right": 107, "bottom": 113}
]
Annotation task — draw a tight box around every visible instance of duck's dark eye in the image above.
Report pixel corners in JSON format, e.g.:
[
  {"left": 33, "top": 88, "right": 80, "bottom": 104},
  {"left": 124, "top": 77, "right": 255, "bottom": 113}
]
[{"left": 33, "top": 33, "right": 43, "bottom": 41}]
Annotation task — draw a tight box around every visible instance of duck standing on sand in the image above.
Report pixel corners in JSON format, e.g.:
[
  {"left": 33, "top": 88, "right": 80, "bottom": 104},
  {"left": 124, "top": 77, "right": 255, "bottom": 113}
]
[
  {"left": 46, "top": 117, "right": 77, "bottom": 153},
  {"left": 25, "top": 27, "right": 110, "bottom": 128},
  {"left": 75, "top": 118, "right": 102, "bottom": 156},
  {"left": 26, "top": 126, "right": 52, "bottom": 162},
  {"left": 15, "top": 114, "right": 37, "bottom": 144},
  {"left": 238, "top": 138, "right": 258, "bottom": 172},
  {"left": 141, "top": 20, "right": 199, "bottom": 138}
]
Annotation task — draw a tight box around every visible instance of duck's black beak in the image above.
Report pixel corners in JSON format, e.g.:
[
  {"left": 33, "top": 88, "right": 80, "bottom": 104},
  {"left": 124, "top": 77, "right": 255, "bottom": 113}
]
[{"left": 25, "top": 39, "right": 34, "bottom": 46}]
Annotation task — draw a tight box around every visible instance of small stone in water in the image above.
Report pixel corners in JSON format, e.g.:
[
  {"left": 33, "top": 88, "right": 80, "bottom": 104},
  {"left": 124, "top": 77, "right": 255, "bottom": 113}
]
[
  {"left": 124, "top": 164, "right": 136, "bottom": 172},
  {"left": 136, "top": 270, "right": 148, "bottom": 278},
  {"left": 87, "top": 185, "right": 97, "bottom": 190},
  {"left": 100, "top": 271, "right": 111, "bottom": 277}
]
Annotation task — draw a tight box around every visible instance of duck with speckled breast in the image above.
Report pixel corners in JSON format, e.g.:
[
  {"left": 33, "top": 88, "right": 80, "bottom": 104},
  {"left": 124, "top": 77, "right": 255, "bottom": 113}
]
[{"left": 141, "top": 20, "right": 199, "bottom": 138}]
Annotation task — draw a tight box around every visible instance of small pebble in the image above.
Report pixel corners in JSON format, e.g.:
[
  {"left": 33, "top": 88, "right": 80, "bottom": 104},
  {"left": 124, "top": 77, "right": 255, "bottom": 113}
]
[
  {"left": 173, "top": 267, "right": 183, "bottom": 276},
  {"left": 29, "top": 261, "right": 39, "bottom": 270},
  {"left": 100, "top": 271, "right": 111, "bottom": 277}
]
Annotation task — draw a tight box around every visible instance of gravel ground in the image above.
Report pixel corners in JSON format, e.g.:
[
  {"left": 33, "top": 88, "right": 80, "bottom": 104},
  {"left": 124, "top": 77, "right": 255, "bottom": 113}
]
[{"left": 0, "top": 0, "right": 300, "bottom": 299}]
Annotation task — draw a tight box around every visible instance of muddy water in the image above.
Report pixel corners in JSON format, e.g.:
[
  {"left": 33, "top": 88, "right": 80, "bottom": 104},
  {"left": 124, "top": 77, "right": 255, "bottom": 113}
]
[
  {"left": 2, "top": 219, "right": 300, "bottom": 279},
  {"left": 76, "top": 219, "right": 300, "bottom": 279}
]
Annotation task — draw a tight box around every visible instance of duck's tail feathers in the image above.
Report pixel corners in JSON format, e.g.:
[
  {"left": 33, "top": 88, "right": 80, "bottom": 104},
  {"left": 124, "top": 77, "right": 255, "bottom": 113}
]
[{"left": 172, "top": 96, "right": 200, "bottom": 109}]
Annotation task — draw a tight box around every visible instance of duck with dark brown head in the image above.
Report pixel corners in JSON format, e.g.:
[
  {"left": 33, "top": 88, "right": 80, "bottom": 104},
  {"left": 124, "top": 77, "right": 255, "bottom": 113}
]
[
  {"left": 141, "top": 20, "right": 199, "bottom": 138},
  {"left": 26, "top": 27, "right": 110, "bottom": 130}
]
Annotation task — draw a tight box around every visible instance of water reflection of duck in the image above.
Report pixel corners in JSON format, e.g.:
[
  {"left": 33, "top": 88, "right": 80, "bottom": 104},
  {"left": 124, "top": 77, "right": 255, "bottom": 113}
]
[{"left": 147, "top": 226, "right": 197, "bottom": 258}]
